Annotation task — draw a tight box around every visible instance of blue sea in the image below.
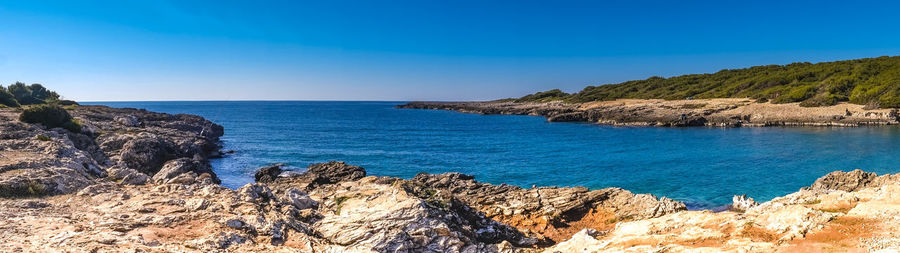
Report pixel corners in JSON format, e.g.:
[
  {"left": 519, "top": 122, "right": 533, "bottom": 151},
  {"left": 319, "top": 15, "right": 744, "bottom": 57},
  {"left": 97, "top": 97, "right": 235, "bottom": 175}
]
[{"left": 83, "top": 101, "right": 900, "bottom": 209}]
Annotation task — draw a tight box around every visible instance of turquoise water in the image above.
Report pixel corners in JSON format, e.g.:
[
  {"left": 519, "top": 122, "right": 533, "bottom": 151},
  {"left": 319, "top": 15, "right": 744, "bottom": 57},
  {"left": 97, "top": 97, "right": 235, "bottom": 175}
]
[{"left": 84, "top": 101, "right": 900, "bottom": 209}]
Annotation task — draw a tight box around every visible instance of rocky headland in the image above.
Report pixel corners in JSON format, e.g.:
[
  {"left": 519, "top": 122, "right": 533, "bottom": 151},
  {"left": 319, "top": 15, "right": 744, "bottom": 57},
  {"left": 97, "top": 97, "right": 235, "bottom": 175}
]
[
  {"left": 399, "top": 99, "right": 900, "bottom": 127},
  {"left": 1, "top": 106, "right": 899, "bottom": 252}
]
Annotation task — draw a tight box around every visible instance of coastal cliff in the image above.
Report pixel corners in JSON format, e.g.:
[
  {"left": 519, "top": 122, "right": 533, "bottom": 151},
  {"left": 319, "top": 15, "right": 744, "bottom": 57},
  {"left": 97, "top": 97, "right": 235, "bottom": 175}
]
[
  {"left": 0, "top": 105, "right": 223, "bottom": 198},
  {"left": 399, "top": 99, "right": 900, "bottom": 127},
  {"left": 1, "top": 106, "right": 899, "bottom": 252}
]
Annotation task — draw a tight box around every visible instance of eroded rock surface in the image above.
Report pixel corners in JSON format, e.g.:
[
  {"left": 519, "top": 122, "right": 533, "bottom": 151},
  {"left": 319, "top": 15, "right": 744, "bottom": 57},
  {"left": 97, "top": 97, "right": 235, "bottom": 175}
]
[
  {"left": 0, "top": 106, "right": 222, "bottom": 197},
  {"left": 545, "top": 170, "right": 900, "bottom": 252},
  {"left": 411, "top": 172, "right": 686, "bottom": 243},
  {"left": 810, "top": 169, "right": 899, "bottom": 192},
  {"left": 731, "top": 194, "right": 759, "bottom": 212}
]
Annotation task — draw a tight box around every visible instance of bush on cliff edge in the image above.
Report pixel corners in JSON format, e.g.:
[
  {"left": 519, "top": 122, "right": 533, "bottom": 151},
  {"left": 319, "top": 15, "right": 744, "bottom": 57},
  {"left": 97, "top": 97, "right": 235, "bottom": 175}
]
[
  {"left": 1, "top": 82, "right": 76, "bottom": 107},
  {"left": 0, "top": 88, "right": 19, "bottom": 108},
  {"left": 19, "top": 104, "right": 81, "bottom": 133}
]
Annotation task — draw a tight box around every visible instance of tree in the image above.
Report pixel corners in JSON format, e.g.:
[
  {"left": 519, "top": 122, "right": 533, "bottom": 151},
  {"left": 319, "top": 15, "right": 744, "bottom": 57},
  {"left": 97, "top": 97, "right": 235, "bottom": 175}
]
[
  {"left": 0, "top": 86, "right": 20, "bottom": 107},
  {"left": 4, "top": 82, "right": 63, "bottom": 105},
  {"left": 8, "top": 82, "right": 33, "bottom": 104},
  {"left": 29, "top": 84, "right": 53, "bottom": 101}
]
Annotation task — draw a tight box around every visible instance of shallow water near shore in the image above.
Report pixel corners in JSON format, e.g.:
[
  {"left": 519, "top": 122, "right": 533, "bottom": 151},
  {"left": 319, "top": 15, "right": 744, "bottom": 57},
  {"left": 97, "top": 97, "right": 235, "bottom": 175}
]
[{"left": 84, "top": 101, "right": 900, "bottom": 209}]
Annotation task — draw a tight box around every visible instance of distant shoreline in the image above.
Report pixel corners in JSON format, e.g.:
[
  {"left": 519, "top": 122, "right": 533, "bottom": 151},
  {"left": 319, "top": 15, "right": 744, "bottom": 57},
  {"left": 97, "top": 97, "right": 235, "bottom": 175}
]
[{"left": 399, "top": 98, "right": 900, "bottom": 127}]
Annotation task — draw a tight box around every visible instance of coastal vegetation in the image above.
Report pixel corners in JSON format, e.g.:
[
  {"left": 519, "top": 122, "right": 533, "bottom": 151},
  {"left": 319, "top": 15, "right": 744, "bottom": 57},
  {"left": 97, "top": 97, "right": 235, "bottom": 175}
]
[
  {"left": 2, "top": 82, "right": 82, "bottom": 132},
  {"left": 0, "top": 87, "right": 18, "bottom": 108},
  {"left": 19, "top": 104, "right": 82, "bottom": 133},
  {"left": 0, "top": 82, "right": 74, "bottom": 107},
  {"left": 514, "top": 89, "right": 569, "bottom": 103},
  {"left": 517, "top": 55, "right": 900, "bottom": 108}
]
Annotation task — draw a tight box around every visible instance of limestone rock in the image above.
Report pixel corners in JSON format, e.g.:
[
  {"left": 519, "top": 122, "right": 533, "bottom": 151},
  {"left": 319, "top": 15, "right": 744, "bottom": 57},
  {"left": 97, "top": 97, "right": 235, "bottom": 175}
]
[
  {"left": 107, "top": 166, "right": 149, "bottom": 185},
  {"left": 0, "top": 105, "right": 222, "bottom": 196},
  {"left": 311, "top": 177, "right": 533, "bottom": 252},
  {"left": 285, "top": 188, "right": 317, "bottom": 210},
  {"left": 810, "top": 169, "right": 898, "bottom": 192},
  {"left": 411, "top": 172, "right": 686, "bottom": 242},
  {"left": 2, "top": 160, "right": 899, "bottom": 252},
  {"left": 237, "top": 183, "right": 275, "bottom": 204},
  {"left": 541, "top": 229, "right": 603, "bottom": 253},
  {"left": 114, "top": 115, "right": 140, "bottom": 127},
  {"left": 152, "top": 157, "right": 220, "bottom": 184},
  {"left": 119, "top": 134, "right": 177, "bottom": 174},
  {"left": 731, "top": 194, "right": 759, "bottom": 212}
]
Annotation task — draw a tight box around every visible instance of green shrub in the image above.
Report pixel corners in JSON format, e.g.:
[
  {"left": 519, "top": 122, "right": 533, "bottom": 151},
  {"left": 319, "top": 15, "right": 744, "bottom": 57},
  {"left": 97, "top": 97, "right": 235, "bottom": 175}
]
[
  {"left": 772, "top": 85, "right": 816, "bottom": 104},
  {"left": 800, "top": 93, "right": 842, "bottom": 107},
  {"left": 0, "top": 87, "right": 19, "bottom": 108},
  {"left": 35, "top": 134, "right": 52, "bottom": 141},
  {"left": 5, "top": 82, "right": 62, "bottom": 105},
  {"left": 8, "top": 82, "right": 36, "bottom": 104},
  {"left": 879, "top": 96, "right": 900, "bottom": 108},
  {"left": 515, "top": 89, "right": 569, "bottom": 102},
  {"left": 19, "top": 104, "right": 81, "bottom": 133},
  {"left": 62, "top": 119, "right": 82, "bottom": 133},
  {"left": 0, "top": 180, "right": 47, "bottom": 198},
  {"left": 57, "top": 100, "right": 79, "bottom": 106}
]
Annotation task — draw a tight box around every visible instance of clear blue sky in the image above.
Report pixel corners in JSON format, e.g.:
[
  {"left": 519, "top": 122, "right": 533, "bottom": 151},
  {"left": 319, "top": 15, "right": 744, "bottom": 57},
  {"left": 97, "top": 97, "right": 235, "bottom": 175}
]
[{"left": 1, "top": 1, "right": 899, "bottom": 101}]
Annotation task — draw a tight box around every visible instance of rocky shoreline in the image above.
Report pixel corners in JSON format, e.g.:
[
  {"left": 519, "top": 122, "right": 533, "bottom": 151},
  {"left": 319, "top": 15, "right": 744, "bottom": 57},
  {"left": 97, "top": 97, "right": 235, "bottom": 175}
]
[
  {"left": 1, "top": 106, "right": 899, "bottom": 252},
  {"left": 399, "top": 99, "right": 900, "bottom": 127}
]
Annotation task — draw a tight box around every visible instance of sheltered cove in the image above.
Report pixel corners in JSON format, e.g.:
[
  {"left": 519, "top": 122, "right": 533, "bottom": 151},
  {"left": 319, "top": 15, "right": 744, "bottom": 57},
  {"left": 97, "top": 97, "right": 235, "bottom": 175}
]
[{"left": 1, "top": 106, "right": 899, "bottom": 252}]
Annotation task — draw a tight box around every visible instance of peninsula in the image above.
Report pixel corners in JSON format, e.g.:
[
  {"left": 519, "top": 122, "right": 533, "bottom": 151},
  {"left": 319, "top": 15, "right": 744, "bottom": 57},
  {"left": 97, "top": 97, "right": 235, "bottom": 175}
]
[{"left": 400, "top": 56, "right": 900, "bottom": 127}]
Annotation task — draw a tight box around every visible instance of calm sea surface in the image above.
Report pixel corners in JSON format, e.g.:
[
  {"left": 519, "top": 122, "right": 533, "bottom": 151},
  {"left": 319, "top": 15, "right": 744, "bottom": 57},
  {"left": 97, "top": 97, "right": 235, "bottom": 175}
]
[{"left": 83, "top": 101, "right": 900, "bottom": 209}]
